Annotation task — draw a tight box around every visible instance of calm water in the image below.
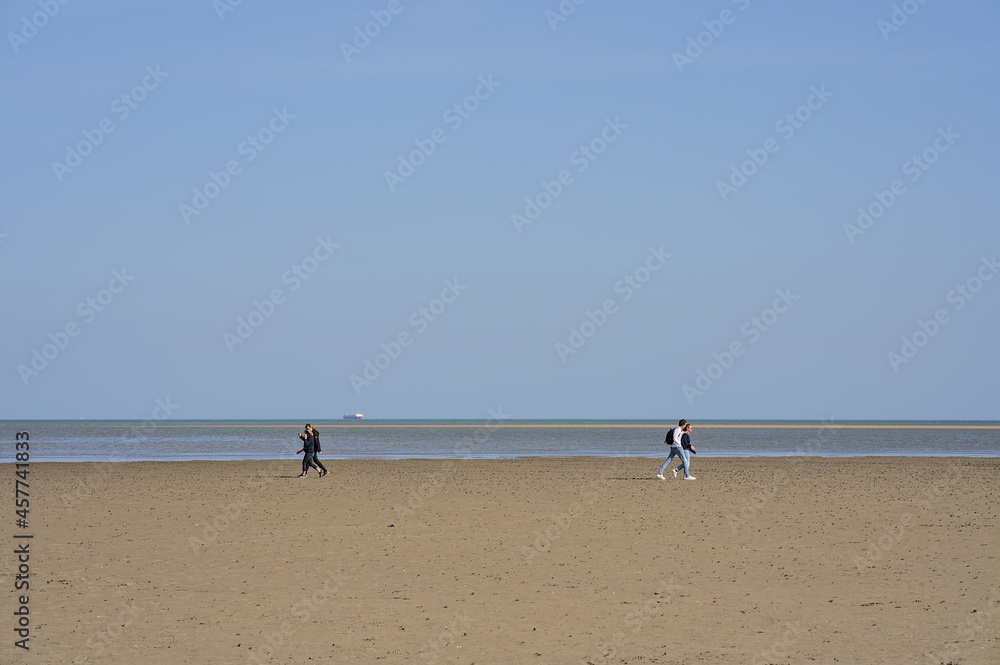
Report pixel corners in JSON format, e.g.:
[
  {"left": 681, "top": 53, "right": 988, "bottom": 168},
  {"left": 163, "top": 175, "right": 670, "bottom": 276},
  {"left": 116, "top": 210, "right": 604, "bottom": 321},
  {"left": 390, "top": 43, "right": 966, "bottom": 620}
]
[{"left": 2, "top": 420, "right": 998, "bottom": 462}]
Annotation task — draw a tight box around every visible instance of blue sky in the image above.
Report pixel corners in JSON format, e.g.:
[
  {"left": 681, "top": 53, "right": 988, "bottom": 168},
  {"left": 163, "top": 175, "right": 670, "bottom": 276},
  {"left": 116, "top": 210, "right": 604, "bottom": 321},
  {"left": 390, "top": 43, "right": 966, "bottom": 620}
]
[{"left": 2, "top": 0, "right": 997, "bottom": 420}]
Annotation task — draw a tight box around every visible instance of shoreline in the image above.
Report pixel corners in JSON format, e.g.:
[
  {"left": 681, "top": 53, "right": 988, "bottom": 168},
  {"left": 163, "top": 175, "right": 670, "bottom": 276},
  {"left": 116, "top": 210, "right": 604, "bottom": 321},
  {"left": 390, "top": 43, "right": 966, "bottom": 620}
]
[{"left": 16, "top": 452, "right": 1000, "bottom": 463}]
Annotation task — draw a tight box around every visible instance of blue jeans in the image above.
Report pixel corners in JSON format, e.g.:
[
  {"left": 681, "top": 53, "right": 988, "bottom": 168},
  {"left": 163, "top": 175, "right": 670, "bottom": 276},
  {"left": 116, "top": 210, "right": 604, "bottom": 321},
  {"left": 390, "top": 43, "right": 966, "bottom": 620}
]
[
  {"left": 302, "top": 450, "right": 321, "bottom": 474},
  {"left": 658, "top": 447, "right": 689, "bottom": 477},
  {"left": 674, "top": 450, "right": 692, "bottom": 476}
]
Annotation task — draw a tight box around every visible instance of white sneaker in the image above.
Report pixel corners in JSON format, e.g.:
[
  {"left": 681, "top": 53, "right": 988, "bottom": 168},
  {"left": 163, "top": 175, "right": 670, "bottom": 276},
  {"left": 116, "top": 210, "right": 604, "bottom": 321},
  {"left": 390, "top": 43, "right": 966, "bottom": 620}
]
[
  {"left": 684, "top": 476, "right": 696, "bottom": 480},
  {"left": 672, "top": 469, "right": 678, "bottom": 478},
  {"left": 656, "top": 474, "right": 665, "bottom": 480}
]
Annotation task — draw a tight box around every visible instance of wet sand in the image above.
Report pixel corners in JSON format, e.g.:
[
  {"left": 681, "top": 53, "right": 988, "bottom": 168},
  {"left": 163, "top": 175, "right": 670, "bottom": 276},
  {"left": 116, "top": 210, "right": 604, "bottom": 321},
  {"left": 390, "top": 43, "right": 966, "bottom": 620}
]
[{"left": 10, "top": 457, "right": 998, "bottom": 664}]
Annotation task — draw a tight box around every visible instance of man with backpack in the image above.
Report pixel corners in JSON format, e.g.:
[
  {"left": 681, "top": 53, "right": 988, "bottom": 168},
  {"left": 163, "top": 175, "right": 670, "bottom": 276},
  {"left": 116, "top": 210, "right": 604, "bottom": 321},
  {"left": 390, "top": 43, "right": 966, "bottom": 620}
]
[{"left": 656, "top": 419, "right": 695, "bottom": 480}]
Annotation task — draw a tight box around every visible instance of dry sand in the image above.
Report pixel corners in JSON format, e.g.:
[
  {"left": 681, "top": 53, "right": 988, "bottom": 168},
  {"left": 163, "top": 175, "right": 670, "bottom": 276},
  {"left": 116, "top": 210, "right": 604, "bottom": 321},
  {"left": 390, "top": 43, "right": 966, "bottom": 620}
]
[{"left": 7, "top": 457, "right": 998, "bottom": 664}]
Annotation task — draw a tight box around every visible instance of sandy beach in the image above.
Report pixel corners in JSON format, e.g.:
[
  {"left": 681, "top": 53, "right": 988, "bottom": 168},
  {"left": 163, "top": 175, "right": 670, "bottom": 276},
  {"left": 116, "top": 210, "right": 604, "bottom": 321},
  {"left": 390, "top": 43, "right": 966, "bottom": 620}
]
[{"left": 9, "top": 457, "right": 998, "bottom": 664}]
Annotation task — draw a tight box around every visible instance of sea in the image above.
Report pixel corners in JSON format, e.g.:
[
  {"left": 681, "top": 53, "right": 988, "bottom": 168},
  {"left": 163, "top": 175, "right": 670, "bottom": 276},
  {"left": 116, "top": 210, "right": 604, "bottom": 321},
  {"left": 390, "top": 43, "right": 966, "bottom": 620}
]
[{"left": 3, "top": 420, "right": 998, "bottom": 462}]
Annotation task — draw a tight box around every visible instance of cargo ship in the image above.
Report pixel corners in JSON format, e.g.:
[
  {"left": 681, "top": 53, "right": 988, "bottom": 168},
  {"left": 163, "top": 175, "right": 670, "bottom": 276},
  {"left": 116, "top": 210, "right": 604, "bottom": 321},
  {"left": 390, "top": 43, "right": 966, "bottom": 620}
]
[{"left": 343, "top": 413, "right": 364, "bottom": 420}]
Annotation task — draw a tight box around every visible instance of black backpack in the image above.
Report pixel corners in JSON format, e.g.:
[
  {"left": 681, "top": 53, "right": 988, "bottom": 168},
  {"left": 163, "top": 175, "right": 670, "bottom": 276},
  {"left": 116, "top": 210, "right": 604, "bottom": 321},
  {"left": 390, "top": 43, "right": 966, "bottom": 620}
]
[
  {"left": 313, "top": 429, "right": 322, "bottom": 454},
  {"left": 664, "top": 427, "right": 675, "bottom": 444}
]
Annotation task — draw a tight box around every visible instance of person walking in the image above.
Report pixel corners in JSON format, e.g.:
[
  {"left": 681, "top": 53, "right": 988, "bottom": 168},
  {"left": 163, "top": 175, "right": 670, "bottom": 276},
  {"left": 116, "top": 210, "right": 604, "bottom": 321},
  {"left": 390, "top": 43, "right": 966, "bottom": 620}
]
[
  {"left": 673, "top": 423, "right": 696, "bottom": 480},
  {"left": 657, "top": 419, "right": 691, "bottom": 480},
  {"left": 296, "top": 423, "right": 326, "bottom": 478},
  {"left": 310, "top": 424, "right": 329, "bottom": 477}
]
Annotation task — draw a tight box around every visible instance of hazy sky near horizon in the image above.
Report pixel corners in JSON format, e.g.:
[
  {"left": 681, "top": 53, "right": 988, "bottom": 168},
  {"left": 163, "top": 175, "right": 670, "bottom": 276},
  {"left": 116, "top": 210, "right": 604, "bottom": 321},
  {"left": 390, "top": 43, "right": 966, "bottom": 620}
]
[{"left": 2, "top": 0, "right": 997, "bottom": 421}]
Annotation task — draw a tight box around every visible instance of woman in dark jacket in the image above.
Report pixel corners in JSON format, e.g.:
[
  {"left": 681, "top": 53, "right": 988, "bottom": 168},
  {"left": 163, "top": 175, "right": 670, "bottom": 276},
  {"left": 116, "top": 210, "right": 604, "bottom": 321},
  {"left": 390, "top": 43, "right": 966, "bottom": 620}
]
[
  {"left": 673, "top": 423, "right": 696, "bottom": 480},
  {"left": 296, "top": 423, "right": 327, "bottom": 477}
]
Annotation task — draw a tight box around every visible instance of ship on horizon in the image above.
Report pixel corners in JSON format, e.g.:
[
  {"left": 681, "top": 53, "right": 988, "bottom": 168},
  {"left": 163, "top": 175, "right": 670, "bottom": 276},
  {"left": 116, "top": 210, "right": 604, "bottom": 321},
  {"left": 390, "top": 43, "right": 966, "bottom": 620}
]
[{"left": 343, "top": 412, "right": 364, "bottom": 420}]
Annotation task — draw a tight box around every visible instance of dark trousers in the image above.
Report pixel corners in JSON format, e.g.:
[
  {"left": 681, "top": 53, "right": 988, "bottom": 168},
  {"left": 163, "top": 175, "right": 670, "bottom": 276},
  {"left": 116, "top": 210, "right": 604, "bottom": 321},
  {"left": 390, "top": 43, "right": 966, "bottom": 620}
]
[{"left": 302, "top": 450, "right": 321, "bottom": 474}]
